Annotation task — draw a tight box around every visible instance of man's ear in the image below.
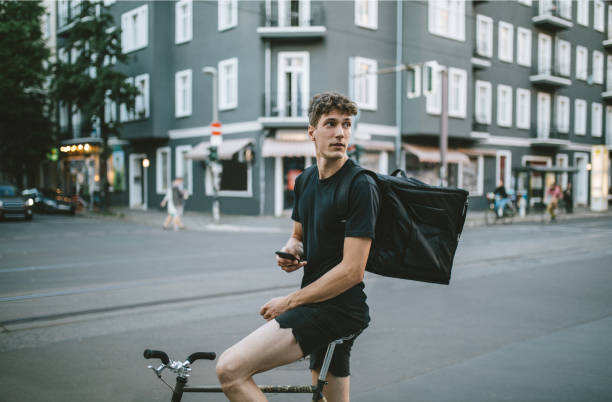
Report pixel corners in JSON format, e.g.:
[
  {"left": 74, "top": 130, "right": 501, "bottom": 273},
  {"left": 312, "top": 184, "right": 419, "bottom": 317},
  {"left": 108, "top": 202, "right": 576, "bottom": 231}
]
[{"left": 308, "top": 125, "right": 315, "bottom": 141}]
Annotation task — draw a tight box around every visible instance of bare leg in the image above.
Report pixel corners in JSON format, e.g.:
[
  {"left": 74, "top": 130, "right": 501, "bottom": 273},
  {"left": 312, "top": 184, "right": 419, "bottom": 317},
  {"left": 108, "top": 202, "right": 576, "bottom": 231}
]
[
  {"left": 216, "top": 319, "right": 304, "bottom": 402},
  {"left": 173, "top": 215, "right": 185, "bottom": 229},
  {"left": 311, "top": 369, "right": 350, "bottom": 402},
  {"left": 162, "top": 215, "right": 172, "bottom": 229}
]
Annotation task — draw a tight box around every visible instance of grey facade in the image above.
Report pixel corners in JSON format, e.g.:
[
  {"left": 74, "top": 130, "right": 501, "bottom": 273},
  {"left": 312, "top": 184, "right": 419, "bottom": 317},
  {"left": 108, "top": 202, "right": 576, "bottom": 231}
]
[{"left": 55, "top": 0, "right": 612, "bottom": 215}]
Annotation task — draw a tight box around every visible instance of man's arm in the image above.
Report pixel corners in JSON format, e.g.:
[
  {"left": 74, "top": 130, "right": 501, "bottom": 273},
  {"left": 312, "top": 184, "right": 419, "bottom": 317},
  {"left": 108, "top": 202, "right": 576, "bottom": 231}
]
[
  {"left": 261, "top": 236, "right": 372, "bottom": 320},
  {"left": 276, "top": 221, "right": 307, "bottom": 273}
]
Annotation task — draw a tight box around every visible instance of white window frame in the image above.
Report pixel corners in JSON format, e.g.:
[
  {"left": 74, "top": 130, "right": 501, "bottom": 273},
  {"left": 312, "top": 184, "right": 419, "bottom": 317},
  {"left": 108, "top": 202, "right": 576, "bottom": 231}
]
[
  {"left": 594, "top": 0, "right": 605, "bottom": 32},
  {"left": 175, "top": 0, "right": 193, "bottom": 45},
  {"left": 121, "top": 5, "right": 148, "bottom": 53},
  {"left": 352, "top": 56, "right": 378, "bottom": 111},
  {"left": 577, "top": 0, "right": 589, "bottom": 27},
  {"left": 556, "top": 153, "right": 569, "bottom": 189},
  {"left": 575, "top": 99, "right": 587, "bottom": 135},
  {"left": 58, "top": 0, "right": 69, "bottom": 27},
  {"left": 355, "top": 0, "right": 378, "bottom": 30},
  {"left": 538, "top": 33, "right": 552, "bottom": 74},
  {"left": 576, "top": 46, "right": 588, "bottom": 81},
  {"left": 497, "top": 84, "right": 513, "bottom": 128},
  {"left": 559, "top": 0, "right": 572, "bottom": 19},
  {"left": 205, "top": 162, "right": 253, "bottom": 197},
  {"left": 516, "top": 27, "right": 531, "bottom": 67},
  {"left": 134, "top": 73, "right": 150, "bottom": 119},
  {"left": 495, "top": 150, "right": 512, "bottom": 190},
  {"left": 218, "top": 0, "right": 238, "bottom": 32},
  {"left": 556, "top": 39, "right": 571, "bottom": 77},
  {"left": 537, "top": 92, "right": 551, "bottom": 139},
  {"left": 156, "top": 147, "right": 171, "bottom": 195},
  {"left": 175, "top": 69, "right": 192, "bottom": 118},
  {"left": 120, "top": 77, "right": 134, "bottom": 122},
  {"left": 593, "top": 51, "right": 604, "bottom": 84},
  {"left": 516, "top": 88, "right": 531, "bottom": 130},
  {"left": 608, "top": 5, "right": 612, "bottom": 40},
  {"left": 606, "top": 105, "right": 612, "bottom": 146},
  {"left": 592, "top": 102, "right": 603, "bottom": 137},
  {"left": 428, "top": 0, "right": 465, "bottom": 42},
  {"left": 219, "top": 58, "right": 238, "bottom": 111},
  {"left": 426, "top": 65, "right": 443, "bottom": 115},
  {"left": 475, "top": 80, "right": 492, "bottom": 124},
  {"left": 104, "top": 90, "right": 117, "bottom": 124},
  {"left": 476, "top": 15, "right": 493, "bottom": 58},
  {"left": 175, "top": 145, "right": 193, "bottom": 195},
  {"left": 556, "top": 95, "right": 570, "bottom": 133},
  {"left": 448, "top": 67, "right": 467, "bottom": 118},
  {"left": 498, "top": 21, "right": 514, "bottom": 63},
  {"left": 608, "top": 55, "right": 612, "bottom": 91},
  {"left": 278, "top": 52, "right": 310, "bottom": 117}
]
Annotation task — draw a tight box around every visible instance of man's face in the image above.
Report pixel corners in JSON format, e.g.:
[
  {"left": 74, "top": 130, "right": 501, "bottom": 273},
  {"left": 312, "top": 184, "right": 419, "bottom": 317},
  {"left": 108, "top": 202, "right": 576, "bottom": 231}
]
[{"left": 308, "top": 111, "right": 352, "bottom": 161}]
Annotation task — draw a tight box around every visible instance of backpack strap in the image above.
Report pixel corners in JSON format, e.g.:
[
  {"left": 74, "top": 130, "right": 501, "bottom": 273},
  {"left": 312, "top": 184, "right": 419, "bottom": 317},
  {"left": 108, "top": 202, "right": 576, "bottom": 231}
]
[
  {"left": 333, "top": 164, "right": 378, "bottom": 220},
  {"left": 294, "top": 165, "right": 318, "bottom": 201}
]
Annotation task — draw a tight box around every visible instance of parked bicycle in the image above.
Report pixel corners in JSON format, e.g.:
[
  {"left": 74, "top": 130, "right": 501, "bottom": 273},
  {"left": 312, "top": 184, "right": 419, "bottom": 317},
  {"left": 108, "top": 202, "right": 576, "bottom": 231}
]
[
  {"left": 144, "top": 336, "right": 352, "bottom": 401},
  {"left": 485, "top": 192, "right": 516, "bottom": 225}
]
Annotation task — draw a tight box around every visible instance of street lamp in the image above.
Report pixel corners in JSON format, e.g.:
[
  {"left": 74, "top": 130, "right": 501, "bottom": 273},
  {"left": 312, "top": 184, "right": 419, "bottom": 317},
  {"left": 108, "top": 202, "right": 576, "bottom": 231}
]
[
  {"left": 203, "top": 66, "right": 221, "bottom": 223},
  {"left": 141, "top": 158, "right": 149, "bottom": 210}
]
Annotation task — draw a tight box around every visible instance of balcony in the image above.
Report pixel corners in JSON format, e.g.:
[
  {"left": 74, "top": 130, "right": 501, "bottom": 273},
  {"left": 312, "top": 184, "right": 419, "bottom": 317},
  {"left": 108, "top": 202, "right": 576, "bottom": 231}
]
[
  {"left": 531, "top": 126, "right": 570, "bottom": 148},
  {"left": 530, "top": 66, "right": 571, "bottom": 88},
  {"left": 259, "top": 94, "right": 308, "bottom": 128},
  {"left": 604, "top": 38, "right": 612, "bottom": 51},
  {"left": 532, "top": 1, "right": 573, "bottom": 31},
  {"left": 602, "top": 88, "right": 612, "bottom": 103},
  {"left": 257, "top": 2, "right": 326, "bottom": 40},
  {"left": 472, "top": 116, "right": 490, "bottom": 133}
]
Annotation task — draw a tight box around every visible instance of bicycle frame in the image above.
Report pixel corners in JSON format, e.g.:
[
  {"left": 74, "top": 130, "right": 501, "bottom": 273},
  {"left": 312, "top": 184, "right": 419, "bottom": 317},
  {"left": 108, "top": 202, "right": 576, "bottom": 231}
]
[{"left": 146, "top": 337, "right": 349, "bottom": 401}]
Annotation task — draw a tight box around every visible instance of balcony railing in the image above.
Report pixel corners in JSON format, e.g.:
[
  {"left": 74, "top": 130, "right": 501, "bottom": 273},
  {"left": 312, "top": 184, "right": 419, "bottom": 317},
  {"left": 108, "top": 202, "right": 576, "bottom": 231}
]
[
  {"left": 531, "top": 125, "right": 570, "bottom": 147},
  {"left": 530, "top": 65, "right": 571, "bottom": 88},
  {"left": 257, "top": 2, "right": 326, "bottom": 39},
  {"left": 472, "top": 116, "right": 490, "bottom": 133},
  {"left": 532, "top": 1, "right": 573, "bottom": 31}
]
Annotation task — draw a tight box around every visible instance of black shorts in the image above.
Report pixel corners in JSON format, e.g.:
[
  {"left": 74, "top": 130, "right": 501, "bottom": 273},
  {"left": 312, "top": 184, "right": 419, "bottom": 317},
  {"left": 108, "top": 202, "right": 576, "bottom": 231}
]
[{"left": 275, "top": 304, "right": 368, "bottom": 377}]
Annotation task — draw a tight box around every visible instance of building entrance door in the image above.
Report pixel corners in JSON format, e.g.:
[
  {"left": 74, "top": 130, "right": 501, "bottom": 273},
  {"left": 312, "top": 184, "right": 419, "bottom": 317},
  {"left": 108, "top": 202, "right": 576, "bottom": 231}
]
[
  {"left": 129, "top": 153, "right": 147, "bottom": 209},
  {"left": 574, "top": 153, "right": 589, "bottom": 206}
]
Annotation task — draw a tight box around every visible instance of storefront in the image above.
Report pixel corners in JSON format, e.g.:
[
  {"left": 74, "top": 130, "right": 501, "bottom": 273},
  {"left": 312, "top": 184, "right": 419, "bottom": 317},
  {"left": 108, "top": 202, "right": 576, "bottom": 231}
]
[{"left": 58, "top": 137, "right": 102, "bottom": 204}]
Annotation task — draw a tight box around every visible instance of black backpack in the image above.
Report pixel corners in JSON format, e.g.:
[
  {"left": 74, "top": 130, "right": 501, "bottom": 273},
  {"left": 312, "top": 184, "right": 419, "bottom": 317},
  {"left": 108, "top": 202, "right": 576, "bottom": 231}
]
[{"left": 333, "top": 165, "right": 469, "bottom": 285}]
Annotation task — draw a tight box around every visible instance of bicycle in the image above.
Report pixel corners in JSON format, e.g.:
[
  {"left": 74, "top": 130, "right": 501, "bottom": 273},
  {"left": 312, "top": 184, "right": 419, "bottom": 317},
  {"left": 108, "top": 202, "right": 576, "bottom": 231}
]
[
  {"left": 485, "top": 193, "right": 516, "bottom": 225},
  {"left": 144, "top": 336, "right": 353, "bottom": 401}
]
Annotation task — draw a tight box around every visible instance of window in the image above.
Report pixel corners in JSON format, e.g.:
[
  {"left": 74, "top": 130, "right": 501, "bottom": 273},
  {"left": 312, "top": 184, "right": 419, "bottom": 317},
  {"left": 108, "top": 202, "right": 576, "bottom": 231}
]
[
  {"left": 219, "top": 58, "right": 238, "bottom": 110},
  {"left": 592, "top": 102, "right": 603, "bottom": 137},
  {"left": 426, "top": 64, "right": 442, "bottom": 115},
  {"left": 517, "top": 27, "right": 531, "bottom": 67},
  {"left": 72, "top": 105, "right": 82, "bottom": 137},
  {"left": 575, "top": 99, "right": 587, "bottom": 135},
  {"left": 120, "top": 77, "right": 134, "bottom": 122},
  {"left": 498, "top": 21, "right": 514, "bottom": 63},
  {"left": 42, "top": 12, "right": 51, "bottom": 39},
  {"left": 351, "top": 56, "right": 377, "bottom": 111},
  {"left": 59, "top": 102, "right": 69, "bottom": 130},
  {"left": 608, "top": 55, "right": 612, "bottom": 91},
  {"left": 556, "top": 96, "right": 570, "bottom": 133},
  {"left": 58, "top": 0, "right": 69, "bottom": 27},
  {"left": 121, "top": 5, "right": 148, "bottom": 53},
  {"left": 606, "top": 106, "right": 612, "bottom": 145},
  {"left": 497, "top": 84, "right": 513, "bottom": 127},
  {"left": 278, "top": 0, "right": 311, "bottom": 27},
  {"left": 104, "top": 90, "right": 117, "bottom": 123},
  {"left": 428, "top": 0, "right": 465, "bottom": 41},
  {"left": 495, "top": 150, "right": 512, "bottom": 190},
  {"left": 608, "top": 5, "right": 612, "bottom": 40},
  {"left": 461, "top": 155, "right": 484, "bottom": 196},
  {"left": 558, "top": 0, "right": 572, "bottom": 19},
  {"left": 537, "top": 92, "right": 551, "bottom": 138},
  {"left": 576, "top": 46, "right": 588, "bottom": 81},
  {"left": 593, "top": 51, "right": 604, "bottom": 84},
  {"left": 156, "top": 147, "right": 171, "bottom": 194},
  {"left": 175, "top": 145, "right": 193, "bottom": 195},
  {"left": 175, "top": 69, "right": 192, "bottom": 118},
  {"left": 557, "top": 39, "right": 571, "bottom": 77},
  {"left": 475, "top": 80, "right": 492, "bottom": 124},
  {"left": 577, "top": 0, "right": 589, "bottom": 26},
  {"left": 594, "top": 0, "right": 605, "bottom": 32},
  {"left": 355, "top": 0, "right": 377, "bottom": 30},
  {"left": 476, "top": 15, "right": 493, "bottom": 58},
  {"left": 134, "top": 73, "right": 149, "bottom": 119},
  {"left": 538, "top": 33, "right": 552, "bottom": 74},
  {"left": 206, "top": 160, "right": 253, "bottom": 196},
  {"left": 218, "top": 0, "right": 238, "bottom": 31},
  {"left": 175, "top": 0, "right": 192, "bottom": 44},
  {"left": 278, "top": 52, "right": 309, "bottom": 117},
  {"left": 516, "top": 88, "right": 531, "bottom": 130},
  {"left": 448, "top": 67, "right": 467, "bottom": 118},
  {"left": 71, "top": 0, "right": 83, "bottom": 20}
]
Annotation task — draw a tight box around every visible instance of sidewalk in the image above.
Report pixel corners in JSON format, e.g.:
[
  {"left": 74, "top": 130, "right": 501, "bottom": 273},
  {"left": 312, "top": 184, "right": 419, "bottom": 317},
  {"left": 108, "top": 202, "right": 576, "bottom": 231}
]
[{"left": 78, "top": 204, "right": 612, "bottom": 232}]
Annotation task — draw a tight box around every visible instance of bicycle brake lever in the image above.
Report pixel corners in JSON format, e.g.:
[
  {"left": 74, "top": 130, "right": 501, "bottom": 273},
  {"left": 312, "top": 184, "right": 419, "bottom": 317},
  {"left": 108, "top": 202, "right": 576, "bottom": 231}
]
[{"left": 148, "top": 364, "right": 166, "bottom": 378}]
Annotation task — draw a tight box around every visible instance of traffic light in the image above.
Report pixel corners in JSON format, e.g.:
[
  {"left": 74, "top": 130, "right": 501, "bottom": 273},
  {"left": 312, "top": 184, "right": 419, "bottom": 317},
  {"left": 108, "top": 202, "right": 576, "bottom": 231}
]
[{"left": 208, "top": 145, "right": 218, "bottom": 162}]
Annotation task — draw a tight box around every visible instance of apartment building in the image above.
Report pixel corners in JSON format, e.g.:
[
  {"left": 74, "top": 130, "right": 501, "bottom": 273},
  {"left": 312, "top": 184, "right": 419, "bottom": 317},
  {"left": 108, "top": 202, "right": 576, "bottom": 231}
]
[{"left": 55, "top": 0, "right": 611, "bottom": 215}]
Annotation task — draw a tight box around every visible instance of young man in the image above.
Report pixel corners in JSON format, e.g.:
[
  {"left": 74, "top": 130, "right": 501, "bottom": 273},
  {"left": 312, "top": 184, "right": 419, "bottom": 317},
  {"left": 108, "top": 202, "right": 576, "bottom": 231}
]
[{"left": 215, "top": 92, "right": 379, "bottom": 402}]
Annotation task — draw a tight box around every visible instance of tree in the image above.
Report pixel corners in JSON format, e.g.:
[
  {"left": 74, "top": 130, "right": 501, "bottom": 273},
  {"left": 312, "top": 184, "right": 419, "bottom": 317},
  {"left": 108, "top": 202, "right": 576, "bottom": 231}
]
[
  {"left": 0, "top": 0, "right": 53, "bottom": 188},
  {"left": 51, "top": 0, "right": 138, "bottom": 210}
]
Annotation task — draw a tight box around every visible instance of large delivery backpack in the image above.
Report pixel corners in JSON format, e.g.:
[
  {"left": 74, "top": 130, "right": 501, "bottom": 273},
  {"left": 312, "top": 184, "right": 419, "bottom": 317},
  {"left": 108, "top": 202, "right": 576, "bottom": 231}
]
[{"left": 334, "top": 165, "right": 469, "bottom": 285}]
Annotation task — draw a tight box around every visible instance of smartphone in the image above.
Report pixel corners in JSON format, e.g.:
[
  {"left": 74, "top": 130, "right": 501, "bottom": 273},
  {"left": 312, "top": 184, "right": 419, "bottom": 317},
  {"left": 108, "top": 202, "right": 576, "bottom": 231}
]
[{"left": 275, "top": 251, "right": 300, "bottom": 262}]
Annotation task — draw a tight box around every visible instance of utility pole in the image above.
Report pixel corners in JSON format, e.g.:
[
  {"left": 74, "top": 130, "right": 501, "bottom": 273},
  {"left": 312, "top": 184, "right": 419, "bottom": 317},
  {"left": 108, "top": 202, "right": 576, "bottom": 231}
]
[
  {"left": 203, "top": 66, "right": 222, "bottom": 223},
  {"left": 440, "top": 67, "right": 448, "bottom": 187}
]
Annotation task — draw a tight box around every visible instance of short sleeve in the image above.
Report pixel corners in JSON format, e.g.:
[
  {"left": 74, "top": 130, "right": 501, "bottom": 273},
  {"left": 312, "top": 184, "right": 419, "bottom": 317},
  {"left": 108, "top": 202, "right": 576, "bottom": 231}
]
[
  {"left": 291, "top": 173, "right": 302, "bottom": 223},
  {"left": 344, "top": 175, "right": 379, "bottom": 239}
]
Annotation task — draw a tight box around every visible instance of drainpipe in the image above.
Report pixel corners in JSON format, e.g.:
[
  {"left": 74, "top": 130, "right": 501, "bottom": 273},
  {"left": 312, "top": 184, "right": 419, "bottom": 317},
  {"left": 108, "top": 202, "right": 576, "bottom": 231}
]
[{"left": 395, "top": 0, "right": 403, "bottom": 170}]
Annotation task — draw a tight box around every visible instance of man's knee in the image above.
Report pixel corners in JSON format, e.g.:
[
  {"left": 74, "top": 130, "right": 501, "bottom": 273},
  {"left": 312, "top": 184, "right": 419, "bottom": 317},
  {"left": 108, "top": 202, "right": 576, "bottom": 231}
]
[{"left": 216, "top": 348, "right": 245, "bottom": 390}]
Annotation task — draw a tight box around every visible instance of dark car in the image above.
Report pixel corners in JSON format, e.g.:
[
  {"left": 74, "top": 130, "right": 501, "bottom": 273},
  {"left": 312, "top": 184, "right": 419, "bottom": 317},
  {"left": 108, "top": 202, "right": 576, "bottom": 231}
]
[
  {"left": 22, "top": 188, "right": 76, "bottom": 215},
  {"left": 0, "top": 185, "right": 34, "bottom": 221}
]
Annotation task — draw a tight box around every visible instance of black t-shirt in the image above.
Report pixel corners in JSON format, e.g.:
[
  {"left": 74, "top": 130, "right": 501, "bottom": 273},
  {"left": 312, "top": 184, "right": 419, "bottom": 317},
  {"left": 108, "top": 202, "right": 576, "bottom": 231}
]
[
  {"left": 292, "top": 159, "right": 379, "bottom": 324},
  {"left": 494, "top": 185, "right": 508, "bottom": 198}
]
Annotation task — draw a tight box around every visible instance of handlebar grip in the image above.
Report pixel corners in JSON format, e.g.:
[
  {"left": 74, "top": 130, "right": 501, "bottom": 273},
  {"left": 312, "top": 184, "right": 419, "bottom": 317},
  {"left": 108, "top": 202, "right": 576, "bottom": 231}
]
[
  {"left": 187, "top": 352, "right": 216, "bottom": 363},
  {"left": 143, "top": 349, "right": 170, "bottom": 365}
]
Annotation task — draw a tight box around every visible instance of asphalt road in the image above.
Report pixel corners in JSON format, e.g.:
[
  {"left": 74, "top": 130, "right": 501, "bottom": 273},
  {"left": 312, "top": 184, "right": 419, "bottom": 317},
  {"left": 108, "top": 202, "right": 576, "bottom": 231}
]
[{"left": 0, "top": 213, "right": 611, "bottom": 402}]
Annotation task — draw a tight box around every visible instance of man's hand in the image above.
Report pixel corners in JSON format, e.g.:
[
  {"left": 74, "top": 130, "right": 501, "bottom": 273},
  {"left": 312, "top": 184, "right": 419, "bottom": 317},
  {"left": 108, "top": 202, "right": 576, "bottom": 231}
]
[
  {"left": 260, "top": 296, "right": 292, "bottom": 321},
  {"left": 276, "top": 250, "right": 307, "bottom": 273}
]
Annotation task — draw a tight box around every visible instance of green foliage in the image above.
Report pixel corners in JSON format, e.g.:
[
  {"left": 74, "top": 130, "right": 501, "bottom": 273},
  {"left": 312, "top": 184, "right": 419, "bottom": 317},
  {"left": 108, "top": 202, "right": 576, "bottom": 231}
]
[{"left": 0, "top": 0, "right": 53, "bottom": 187}]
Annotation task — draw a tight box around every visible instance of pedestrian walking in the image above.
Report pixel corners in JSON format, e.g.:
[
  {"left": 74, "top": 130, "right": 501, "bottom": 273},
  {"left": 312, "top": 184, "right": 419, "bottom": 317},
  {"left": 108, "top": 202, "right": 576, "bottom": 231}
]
[
  {"left": 545, "top": 182, "right": 563, "bottom": 221},
  {"left": 161, "top": 177, "right": 188, "bottom": 230},
  {"left": 563, "top": 182, "right": 573, "bottom": 214},
  {"left": 215, "top": 92, "right": 378, "bottom": 402}
]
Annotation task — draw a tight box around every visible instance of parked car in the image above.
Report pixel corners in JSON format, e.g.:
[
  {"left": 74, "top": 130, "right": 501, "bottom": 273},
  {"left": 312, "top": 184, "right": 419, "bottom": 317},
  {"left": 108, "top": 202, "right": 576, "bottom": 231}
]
[
  {"left": 0, "top": 185, "right": 34, "bottom": 221},
  {"left": 22, "top": 188, "right": 76, "bottom": 215}
]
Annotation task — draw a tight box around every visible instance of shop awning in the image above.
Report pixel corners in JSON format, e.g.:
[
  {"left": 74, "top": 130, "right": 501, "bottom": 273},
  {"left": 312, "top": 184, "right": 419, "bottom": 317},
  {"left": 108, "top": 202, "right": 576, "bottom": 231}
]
[
  {"left": 352, "top": 139, "right": 396, "bottom": 152},
  {"left": 262, "top": 139, "right": 316, "bottom": 157},
  {"left": 403, "top": 144, "right": 470, "bottom": 164},
  {"left": 184, "top": 138, "right": 253, "bottom": 160},
  {"left": 457, "top": 147, "right": 498, "bottom": 157}
]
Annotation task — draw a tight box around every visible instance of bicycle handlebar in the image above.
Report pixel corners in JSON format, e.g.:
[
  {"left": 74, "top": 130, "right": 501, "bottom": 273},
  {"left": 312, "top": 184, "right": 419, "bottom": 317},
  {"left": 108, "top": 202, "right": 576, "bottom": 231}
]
[
  {"left": 187, "top": 352, "right": 216, "bottom": 363},
  {"left": 143, "top": 349, "right": 170, "bottom": 365}
]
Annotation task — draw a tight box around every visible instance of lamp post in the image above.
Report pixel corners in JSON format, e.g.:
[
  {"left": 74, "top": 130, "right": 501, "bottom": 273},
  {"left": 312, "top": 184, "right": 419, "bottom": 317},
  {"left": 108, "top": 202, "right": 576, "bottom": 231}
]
[
  {"left": 142, "top": 157, "right": 150, "bottom": 210},
  {"left": 203, "top": 66, "right": 222, "bottom": 223}
]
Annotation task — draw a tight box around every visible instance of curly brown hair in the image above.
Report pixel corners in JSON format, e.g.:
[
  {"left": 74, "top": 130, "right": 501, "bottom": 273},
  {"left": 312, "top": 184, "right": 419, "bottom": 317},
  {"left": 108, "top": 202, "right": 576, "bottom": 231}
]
[{"left": 307, "top": 91, "right": 358, "bottom": 128}]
